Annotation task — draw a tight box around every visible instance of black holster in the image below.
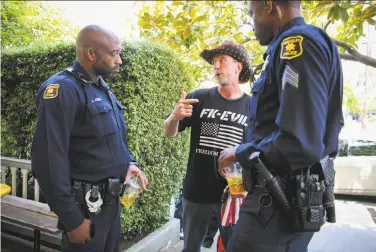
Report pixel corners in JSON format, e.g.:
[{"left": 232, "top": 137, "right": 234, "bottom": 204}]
[
  {"left": 291, "top": 156, "right": 336, "bottom": 232},
  {"left": 72, "top": 181, "right": 85, "bottom": 205},
  {"left": 244, "top": 153, "right": 336, "bottom": 233},
  {"left": 320, "top": 156, "right": 336, "bottom": 223},
  {"left": 56, "top": 181, "right": 88, "bottom": 231},
  {"left": 104, "top": 178, "right": 122, "bottom": 204},
  {"left": 242, "top": 162, "right": 255, "bottom": 193},
  {"left": 291, "top": 168, "right": 326, "bottom": 232}
]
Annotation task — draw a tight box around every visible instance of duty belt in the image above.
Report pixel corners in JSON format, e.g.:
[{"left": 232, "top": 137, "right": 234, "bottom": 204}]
[{"left": 72, "top": 178, "right": 124, "bottom": 205}]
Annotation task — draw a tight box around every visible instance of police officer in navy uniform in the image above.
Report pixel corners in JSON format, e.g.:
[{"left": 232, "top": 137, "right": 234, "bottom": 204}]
[
  {"left": 218, "top": 0, "right": 343, "bottom": 251},
  {"left": 31, "top": 25, "right": 149, "bottom": 252}
]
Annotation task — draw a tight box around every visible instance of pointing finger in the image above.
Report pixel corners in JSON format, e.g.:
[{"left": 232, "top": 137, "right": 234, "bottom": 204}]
[
  {"left": 180, "top": 99, "right": 199, "bottom": 104},
  {"left": 181, "top": 91, "right": 187, "bottom": 100}
]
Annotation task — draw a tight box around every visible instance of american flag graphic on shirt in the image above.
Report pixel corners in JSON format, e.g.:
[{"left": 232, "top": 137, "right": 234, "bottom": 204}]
[{"left": 199, "top": 122, "right": 243, "bottom": 150}]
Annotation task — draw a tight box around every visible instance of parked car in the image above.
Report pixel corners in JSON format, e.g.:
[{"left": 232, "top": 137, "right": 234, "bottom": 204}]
[{"left": 334, "top": 138, "right": 376, "bottom": 197}]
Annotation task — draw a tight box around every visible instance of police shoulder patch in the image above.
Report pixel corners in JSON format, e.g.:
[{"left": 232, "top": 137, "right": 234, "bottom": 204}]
[
  {"left": 280, "top": 35, "right": 304, "bottom": 60},
  {"left": 43, "top": 84, "right": 60, "bottom": 99}
]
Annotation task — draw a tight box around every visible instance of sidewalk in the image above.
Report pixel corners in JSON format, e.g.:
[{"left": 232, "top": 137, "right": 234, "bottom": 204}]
[{"left": 164, "top": 199, "right": 376, "bottom": 252}]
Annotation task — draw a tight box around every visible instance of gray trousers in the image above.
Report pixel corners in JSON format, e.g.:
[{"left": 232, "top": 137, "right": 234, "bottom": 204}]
[{"left": 182, "top": 198, "right": 222, "bottom": 252}]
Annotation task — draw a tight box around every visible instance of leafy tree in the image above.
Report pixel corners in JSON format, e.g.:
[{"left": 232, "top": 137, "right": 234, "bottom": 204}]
[
  {"left": 1, "top": 1, "right": 79, "bottom": 49},
  {"left": 343, "top": 85, "right": 361, "bottom": 115},
  {"left": 302, "top": 0, "right": 376, "bottom": 68},
  {"left": 136, "top": 0, "right": 376, "bottom": 85},
  {"left": 137, "top": 1, "right": 253, "bottom": 83}
]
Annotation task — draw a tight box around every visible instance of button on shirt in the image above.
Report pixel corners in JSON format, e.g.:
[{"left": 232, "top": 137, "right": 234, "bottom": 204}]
[
  {"left": 31, "top": 61, "right": 136, "bottom": 231},
  {"left": 236, "top": 17, "right": 344, "bottom": 173}
]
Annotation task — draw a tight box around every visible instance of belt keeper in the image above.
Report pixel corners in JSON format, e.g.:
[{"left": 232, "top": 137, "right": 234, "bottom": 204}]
[{"left": 91, "top": 185, "right": 100, "bottom": 199}]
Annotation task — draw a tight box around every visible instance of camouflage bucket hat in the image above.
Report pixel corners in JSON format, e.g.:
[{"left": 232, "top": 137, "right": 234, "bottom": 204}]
[{"left": 200, "top": 42, "right": 253, "bottom": 84}]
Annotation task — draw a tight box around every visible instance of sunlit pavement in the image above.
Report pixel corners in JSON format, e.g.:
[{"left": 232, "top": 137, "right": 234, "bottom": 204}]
[
  {"left": 308, "top": 196, "right": 376, "bottom": 252},
  {"left": 165, "top": 196, "right": 376, "bottom": 252}
]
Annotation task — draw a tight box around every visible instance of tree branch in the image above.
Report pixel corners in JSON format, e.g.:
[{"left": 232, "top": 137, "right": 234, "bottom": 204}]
[
  {"left": 335, "top": 39, "right": 376, "bottom": 68},
  {"left": 340, "top": 53, "right": 356, "bottom": 61},
  {"left": 242, "top": 36, "right": 257, "bottom": 44},
  {"left": 324, "top": 20, "right": 331, "bottom": 31}
]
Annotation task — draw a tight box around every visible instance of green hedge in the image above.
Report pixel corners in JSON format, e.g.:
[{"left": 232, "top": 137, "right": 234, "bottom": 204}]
[{"left": 1, "top": 40, "right": 193, "bottom": 239}]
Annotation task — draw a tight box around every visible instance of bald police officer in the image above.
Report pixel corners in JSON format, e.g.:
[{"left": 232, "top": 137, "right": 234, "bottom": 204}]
[
  {"left": 31, "top": 25, "right": 148, "bottom": 252},
  {"left": 218, "top": 1, "right": 343, "bottom": 251}
]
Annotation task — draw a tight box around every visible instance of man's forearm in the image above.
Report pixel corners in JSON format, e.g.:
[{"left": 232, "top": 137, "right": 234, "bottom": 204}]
[{"left": 163, "top": 115, "right": 179, "bottom": 137}]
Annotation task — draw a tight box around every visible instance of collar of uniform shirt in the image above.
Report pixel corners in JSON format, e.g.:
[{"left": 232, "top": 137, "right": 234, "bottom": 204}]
[
  {"left": 72, "top": 61, "right": 94, "bottom": 84},
  {"left": 279, "top": 17, "right": 305, "bottom": 36},
  {"left": 266, "top": 17, "right": 306, "bottom": 55},
  {"left": 98, "top": 77, "right": 110, "bottom": 91}
]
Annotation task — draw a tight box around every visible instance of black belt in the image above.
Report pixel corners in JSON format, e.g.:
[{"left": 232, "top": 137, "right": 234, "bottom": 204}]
[
  {"left": 71, "top": 179, "right": 123, "bottom": 205},
  {"left": 254, "top": 166, "right": 310, "bottom": 186}
]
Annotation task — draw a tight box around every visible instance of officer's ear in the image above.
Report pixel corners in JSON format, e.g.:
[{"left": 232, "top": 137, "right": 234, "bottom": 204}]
[
  {"left": 86, "top": 48, "right": 96, "bottom": 62},
  {"left": 264, "top": 0, "right": 273, "bottom": 16},
  {"left": 265, "top": 1, "right": 282, "bottom": 19}
]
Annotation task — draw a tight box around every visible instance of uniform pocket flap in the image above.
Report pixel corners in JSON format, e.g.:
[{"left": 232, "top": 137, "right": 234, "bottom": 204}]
[{"left": 87, "top": 102, "right": 112, "bottom": 116}]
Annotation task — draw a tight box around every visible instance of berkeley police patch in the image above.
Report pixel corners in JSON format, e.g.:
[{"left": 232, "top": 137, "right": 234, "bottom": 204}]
[
  {"left": 43, "top": 84, "right": 60, "bottom": 99},
  {"left": 280, "top": 36, "right": 304, "bottom": 60}
]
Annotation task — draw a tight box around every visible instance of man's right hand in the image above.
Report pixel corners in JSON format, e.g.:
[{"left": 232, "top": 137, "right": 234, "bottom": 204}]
[
  {"left": 67, "top": 218, "right": 91, "bottom": 244},
  {"left": 171, "top": 91, "right": 199, "bottom": 121}
]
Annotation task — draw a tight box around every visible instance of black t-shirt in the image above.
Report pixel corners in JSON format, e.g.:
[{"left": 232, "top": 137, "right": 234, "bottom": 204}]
[{"left": 179, "top": 87, "right": 251, "bottom": 204}]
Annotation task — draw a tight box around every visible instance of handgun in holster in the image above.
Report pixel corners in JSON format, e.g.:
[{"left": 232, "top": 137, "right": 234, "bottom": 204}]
[
  {"left": 241, "top": 158, "right": 259, "bottom": 194},
  {"left": 72, "top": 181, "right": 85, "bottom": 205},
  {"left": 247, "top": 152, "right": 331, "bottom": 233},
  {"left": 56, "top": 181, "right": 85, "bottom": 231},
  {"left": 73, "top": 181, "right": 96, "bottom": 237}
]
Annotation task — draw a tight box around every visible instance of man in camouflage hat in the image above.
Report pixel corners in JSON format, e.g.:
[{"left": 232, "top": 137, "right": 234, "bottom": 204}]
[{"left": 164, "top": 42, "right": 252, "bottom": 251}]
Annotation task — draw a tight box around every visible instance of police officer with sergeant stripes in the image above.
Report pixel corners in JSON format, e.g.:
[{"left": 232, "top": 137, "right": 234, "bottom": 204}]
[
  {"left": 218, "top": 1, "right": 343, "bottom": 251},
  {"left": 31, "top": 25, "right": 148, "bottom": 252}
]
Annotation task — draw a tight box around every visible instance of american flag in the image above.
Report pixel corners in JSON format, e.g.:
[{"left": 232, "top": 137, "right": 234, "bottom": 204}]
[
  {"left": 221, "top": 195, "right": 245, "bottom": 226},
  {"left": 217, "top": 193, "right": 245, "bottom": 252},
  {"left": 199, "top": 122, "right": 243, "bottom": 150}
]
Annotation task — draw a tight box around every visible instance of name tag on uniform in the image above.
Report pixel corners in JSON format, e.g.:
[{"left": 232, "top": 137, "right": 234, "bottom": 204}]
[{"left": 92, "top": 98, "right": 102, "bottom": 102}]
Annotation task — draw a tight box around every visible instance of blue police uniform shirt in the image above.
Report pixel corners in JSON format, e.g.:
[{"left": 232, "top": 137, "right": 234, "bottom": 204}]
[
  {"left": 236, "top": 17, "right": 344, "bottom": 173},
  {"left": 31, "top": 61, "right": 136, "bottom": 231}
]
